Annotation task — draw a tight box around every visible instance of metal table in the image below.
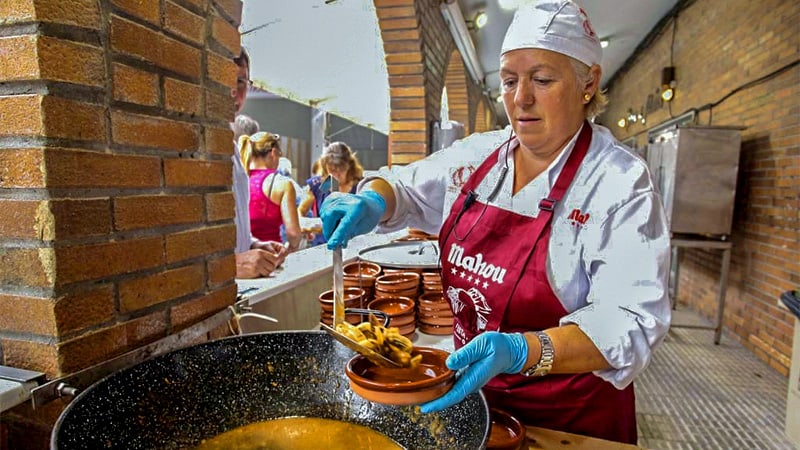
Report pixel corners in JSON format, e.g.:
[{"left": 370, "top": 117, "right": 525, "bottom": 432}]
[{"left": 669, "top": 236, "right": 733, "bottom": 344}]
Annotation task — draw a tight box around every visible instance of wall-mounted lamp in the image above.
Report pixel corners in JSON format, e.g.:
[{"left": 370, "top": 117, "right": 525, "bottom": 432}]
[
  {"left": 661, "top": 66, "right": 675, "bottom": 102},
  {"left": 617, "top": 117, "right": 627, "bottom": 129},
  {"left": 600, "top": 39, "right": 609, "bottom": 49},
  {"left": 474, "top": 11, "right": 488, "bottom": 29}
]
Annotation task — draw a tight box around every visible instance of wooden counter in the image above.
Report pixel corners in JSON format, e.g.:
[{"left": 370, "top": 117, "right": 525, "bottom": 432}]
[{"left": 525, "top": 426, "right": 641, "bottom": 449}]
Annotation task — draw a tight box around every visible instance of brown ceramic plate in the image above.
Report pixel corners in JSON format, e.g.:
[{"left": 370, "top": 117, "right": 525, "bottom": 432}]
[
  {"left": 345, "top": 347, "right": 454, "bottom": 405},
  {"left": 367, "top": 297, "right": 415, "bottom": 317},
  {"left": 487, "top": 408, "right": 526, "bottom": 450}
]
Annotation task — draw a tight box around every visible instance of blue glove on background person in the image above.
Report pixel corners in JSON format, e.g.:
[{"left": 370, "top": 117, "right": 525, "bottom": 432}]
[
  {"left": 419, "top": 331, "right": 529, "bottom": 413},
  {"left": 321, "top": 190, "right": 386, "bottom": 249}
]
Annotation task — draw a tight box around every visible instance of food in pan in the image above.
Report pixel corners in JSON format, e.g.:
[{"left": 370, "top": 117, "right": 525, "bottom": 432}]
[
  {"left": 335, "top": 321, "right": 422, "bottom": 369},
  {"left": 195, "top": 417, "right": 403, "bottom": 449}
]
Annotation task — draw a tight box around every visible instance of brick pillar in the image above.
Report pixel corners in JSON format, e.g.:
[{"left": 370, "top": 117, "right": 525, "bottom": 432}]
[
  {"left": 375, "top": 0, "right": 495, "bottom": 165},
  {"left": 0, "top": 0, "right": 242, "bottom": 447}
]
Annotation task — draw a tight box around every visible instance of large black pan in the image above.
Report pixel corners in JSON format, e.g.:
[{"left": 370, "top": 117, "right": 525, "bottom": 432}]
[{"left": 52, "top": 331, "right": 489, "bottom": 449}]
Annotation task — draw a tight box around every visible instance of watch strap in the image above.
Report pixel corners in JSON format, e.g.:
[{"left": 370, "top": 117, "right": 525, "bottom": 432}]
[{"left": 522, "top": 331, "right": 554, "bottom": 377}]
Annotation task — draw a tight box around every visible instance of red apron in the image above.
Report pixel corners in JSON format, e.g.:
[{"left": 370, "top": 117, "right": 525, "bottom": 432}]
[{"left": 438, "top": 123, "right": 637, "bottom": 444}]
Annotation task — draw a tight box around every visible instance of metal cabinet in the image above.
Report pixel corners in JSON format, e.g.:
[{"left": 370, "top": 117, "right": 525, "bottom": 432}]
[{"left": 646, "top": 126, "right": 743, "bottom": 237}]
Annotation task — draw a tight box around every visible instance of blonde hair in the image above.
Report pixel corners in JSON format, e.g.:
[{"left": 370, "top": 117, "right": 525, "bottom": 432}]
[
  {"left": 238, "top": 131, "right": 280, "bottom": 176},
  {"left": 570, "top": 58, "right": 607, "bottom": 119},
  {"left": 322, "top": 141, "right": 363, "bottom": 183}
]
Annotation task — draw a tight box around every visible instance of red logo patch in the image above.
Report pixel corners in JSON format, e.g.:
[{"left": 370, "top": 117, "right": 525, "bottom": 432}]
[
  {"left": 451, "top": 165, "right": 476, "bottom": 188},
  {"left": 568, "top": 208, "right": 591, "bottom": 227}
]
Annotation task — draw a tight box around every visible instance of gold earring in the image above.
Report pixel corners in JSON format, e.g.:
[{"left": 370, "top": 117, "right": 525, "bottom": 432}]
[{"left": 583, "top": 93, "right": 592, "bottom": 102}]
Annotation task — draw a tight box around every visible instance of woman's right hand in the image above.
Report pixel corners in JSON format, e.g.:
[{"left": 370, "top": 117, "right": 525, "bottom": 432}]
[{"left": 320, "top": 191, "right": 386, "bottom": 249}]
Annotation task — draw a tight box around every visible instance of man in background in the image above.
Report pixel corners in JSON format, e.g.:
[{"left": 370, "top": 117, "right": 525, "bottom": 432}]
[{"left": 231, "top": 49, "right": 288, "bottom": 278}]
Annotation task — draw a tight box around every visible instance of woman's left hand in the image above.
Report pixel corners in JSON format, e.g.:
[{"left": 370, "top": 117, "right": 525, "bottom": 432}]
[{"left": 419, "top": 331, "right": 528, "bottom": 413}]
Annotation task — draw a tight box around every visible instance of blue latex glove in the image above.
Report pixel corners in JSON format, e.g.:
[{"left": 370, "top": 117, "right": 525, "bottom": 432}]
[
  {"left": 321, "top": 190, "right": 386, "bottom": 249},
  {"left": 419, "top": 332, "right": 528, "bottom": 413}
]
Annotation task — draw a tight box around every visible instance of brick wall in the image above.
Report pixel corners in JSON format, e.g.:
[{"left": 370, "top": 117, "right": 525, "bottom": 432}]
[
  {"left": 375, "top": 0, "right": 495, "bottom": 165},
  {"left": 599, "top": 0, "right": 799, "bottom": 375},
  {"left": 0, "top": 0, "right": 242, "bottom": 447}
]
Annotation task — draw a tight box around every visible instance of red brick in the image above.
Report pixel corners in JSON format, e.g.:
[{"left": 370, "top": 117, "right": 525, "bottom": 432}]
[
  {"left": 206, "top": 51, "right": 237, "bottom": 89},
  {"left": 113, "top": 63, "right": 159, "bottom": 106},
  {"left": 57, "top": 323, "right": 127, "bottom": 374},
  {"left": 0, "top": 148, "right": 44, "bottom": 188},
  {"left": 206, "top": 191, "right": 234, "bottom": 221},
  {"left": 0, "top": 199, "right": 43, "bottom": 239},
  {"left": 204, "top": 87, "right": 235, "bottom": 122},
  {"left": 111, "top": 110, "right": 200, "bottom": 151},
  {"left": 50, "top": 198, "right": 113, "bottom": 239},
  {"left": 38, "top": 36, "right": 105, "bottom": 87},
  {"left": 211, "top": 13, "right": 240, "bottom": 57},
  {"left": 42, "top": 96, "right": 106, "bottom": 142},
  {"left": 111, "top": 0, "right": 161, "bottom": 26},
  {"left": 0, "top": 248, "right": 54, "bottom": 289},
  {"left": 164, "top": 77, "right": 202, "bottom": 115},
  {"left": 0, "top": 339, "right": 58, "bottom": 378},
  {"left": 164, "top": 158, "right": 231, "bottom": 187},
  {"left": 53, "top": 285, "right": 116, "bottom": 335},
  {"left": 111, "top": 15, "right": 202, "bottom": 79},
  {"left": 114, "top": 194, "right": 203, "bottom": 231},
  {"left": 207, "top": 253, "right": 235, "bottom": 287},
  {"left": 212, "top": 0, "right": 243, "bottom": 27},
  {"left": 205, "top": 126, "right": 234, "bottom": 155},
  {"left": 54, "top": 237, "right": 164, "bottom": 285},
  {"left": 0, "top": 294, "right": 55, "bottom": 335},
  {"left": 119, "top": 264, "right": 205, "bottom": 312},
  {"left": 0, "top": 35, "right": 39, "bottom": 81},
  {"left": 0, "top": 95, "right": 44, "bottom": 136},
  {"left": 45, "top": 148, "right": 161, "bottom": 188},
  {"left": 25, "top": 0, "right": 102, "bottom": 29},
  {"left": 170, "top": 283, "right": 237, "bottom": 330},
  {"left": 165, "top": 224, "right": 235, "bottom": 263},
  {"left": 165, "top": 1, "right": 205, "bottom": 45}
]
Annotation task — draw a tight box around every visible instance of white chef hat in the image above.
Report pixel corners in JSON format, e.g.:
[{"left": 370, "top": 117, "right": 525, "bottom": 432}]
[{"left": 501, "top": 0, "right": 602, "bottom": 67}]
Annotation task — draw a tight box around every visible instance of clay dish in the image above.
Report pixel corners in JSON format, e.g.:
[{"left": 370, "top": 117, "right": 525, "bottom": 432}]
[
  {"left": 345, "top": 347, "right": 454, "bottom": 405},
  {"left": 343, "top": 261, "right": 382, "bottom": 277},
  {"left": 417, "top": 323, "right": 453, "bottom": 336},
  {"left": 388, "top": 313, "right": 416, "bottom": 328},
  {"left": 382, "top": 267, "right": 424, "bottom": 275},
  {"left": 318, "top": 288, "right": 365, "bottom": 312},
  {"left": 320, "top": 312, "right": 364, "bottom": 326},
  {"left": 367, "top": 297, "right": 415, "bottom": 317},
  {"left": 418, "top": 315, "right": 453, "bottom": 327},
  {"left": 375, "top": 287, "right": 418, "bottom": 299},
  {"left": 487, "top": 408, "right": 526, "bottom": 450},
  {"left": 375, "top": 272, "right": 420, "bottom": 291}
]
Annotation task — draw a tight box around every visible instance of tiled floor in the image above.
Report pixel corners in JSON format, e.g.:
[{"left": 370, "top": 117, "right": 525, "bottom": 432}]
[{"left": 636, "top": 309, "right": 797, "bottom": 449}]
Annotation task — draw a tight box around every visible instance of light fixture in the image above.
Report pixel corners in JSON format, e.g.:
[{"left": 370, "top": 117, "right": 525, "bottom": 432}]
[
  {"left": 661, "top": 66, "right": 675, "bottom": 102},
  {"left": 600, "top": 39, "right": 609, "bottom": 49},
  {"left": 495, "top": 94, "right": 503, "bottom": 103},
  {"left": 627, "top": 108, "right": 638, "bottom": 124},
  {"left": 617, "top": 117, "right": 627, "bottom": 128},
  {"left": 474, "top": 11, "right": 488, "bottom": 29}
]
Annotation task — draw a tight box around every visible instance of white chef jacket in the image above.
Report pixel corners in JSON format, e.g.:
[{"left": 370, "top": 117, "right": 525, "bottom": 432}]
[{"left": 360, "top": 122, "right": 671, "bottom": 388}]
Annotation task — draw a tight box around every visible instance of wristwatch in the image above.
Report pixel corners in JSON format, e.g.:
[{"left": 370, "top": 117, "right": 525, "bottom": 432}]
[{"left": 522, "top": 331, "right": 554, "bottom": 377}]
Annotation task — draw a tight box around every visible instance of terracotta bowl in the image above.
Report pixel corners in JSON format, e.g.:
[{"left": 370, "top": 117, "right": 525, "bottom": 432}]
[
  {"left": 375, "top": 287, "right": 419, "bottom": 299},
  {"left": 367, "top": 297, "right": 415, "bottom": 317},
  {"left": 418, "top": 315, "right": 454, "bottom": 327},
  {"left": 382, "top": 267, "right": 424, "bottom": 275},
  {"left": 418, "top": 323, "right": 453, "bottom": 336},
  {"left": 345, "top": 347, "right": 454, "bottom": 405},
  {"left": 320, "top": 312, "right": 363, "bottom": 326},
  {"left": 388, "top": 312, "right": 416, "bottom": 328},
  {"left": 487, "top": 408, "right": 526, "bottom": 450},
  {"left": 343, "top": 261, "right": 382, "bottom": 278},
  {"left": 318, "top": 288, "right": 365, "bottom": 312},
  {"left": 375, "top": 272, "right": 420, "bottom": 291}
]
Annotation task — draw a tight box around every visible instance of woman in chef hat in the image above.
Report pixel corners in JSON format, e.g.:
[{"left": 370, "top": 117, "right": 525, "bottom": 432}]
[{"left": 321, "top": 0, "right": 671, "bottom": 443}]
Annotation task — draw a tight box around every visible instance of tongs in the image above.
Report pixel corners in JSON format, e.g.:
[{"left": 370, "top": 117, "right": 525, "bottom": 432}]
[{"left": 320, "top": 320, "right": 401, "bottom": 368}]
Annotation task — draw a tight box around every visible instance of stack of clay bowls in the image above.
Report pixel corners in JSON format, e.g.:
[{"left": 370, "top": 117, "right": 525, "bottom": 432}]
[
  {"left": 343, "top": 261, "right": 382, "bottom": 302},
  {"left": 417, "top": 290, "right": 453, "bottom": 335},
  {"left": 374, "top": 272, "right": 420, "bottom": 301},
  {"left": 367, "top": 296, "right": 416, "bottom": 339},
  {"left": 318, "top": 287, "right": 366, "bottom": 326},
  {"left": 421, "top": 270, "right": 443, "bottom": 295}
]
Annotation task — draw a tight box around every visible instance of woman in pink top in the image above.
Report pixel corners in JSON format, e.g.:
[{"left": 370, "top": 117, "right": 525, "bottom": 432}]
[{"left": 239, "top": 132, "right": 302, "bottom": 252}]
